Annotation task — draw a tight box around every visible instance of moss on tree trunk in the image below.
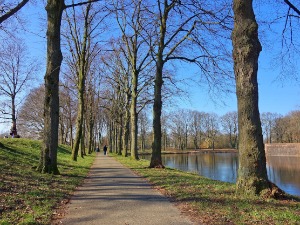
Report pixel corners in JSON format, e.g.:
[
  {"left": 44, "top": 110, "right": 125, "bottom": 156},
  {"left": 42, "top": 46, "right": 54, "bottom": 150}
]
[
  {"left": 72, "top": 88, "right": 84, "bottom": 161},
  {"left": 37, "top": 0, "right": 64, "bottom": 175},
  {"left": 232, "top": 0, "right": 269, "bottom": 195},
  {"left": 150, "top": 62, "right": 164, "bottom": 168},
  {"left": 130, "top": 72, "right": 139, "bottom": 160}
]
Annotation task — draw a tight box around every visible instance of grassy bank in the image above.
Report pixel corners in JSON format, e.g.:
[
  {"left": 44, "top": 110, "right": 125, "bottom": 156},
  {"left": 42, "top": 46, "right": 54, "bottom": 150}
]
[
  {"left": 0, "top": 138, "right": 95, "bottom": 225},
  {"left": 113, "top": 154, "right": 300, "bottom": 225}
]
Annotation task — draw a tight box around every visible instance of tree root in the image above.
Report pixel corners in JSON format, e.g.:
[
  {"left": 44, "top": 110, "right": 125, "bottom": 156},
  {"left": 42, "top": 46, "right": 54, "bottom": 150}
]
[
  {"left": 149, "top": 159, "right": 165, "bottom": 168},
  {"left": 262, "top": 181, "right": 289, "bottom": 200}
]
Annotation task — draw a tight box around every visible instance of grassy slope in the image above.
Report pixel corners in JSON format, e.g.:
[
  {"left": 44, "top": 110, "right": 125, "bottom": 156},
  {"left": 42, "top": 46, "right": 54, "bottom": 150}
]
[
  {"left": 113, "top": 154, "right": 300, "bottom": 225},
  {"left": 0, "top": 138, "right": 95, "bottom": 225}
]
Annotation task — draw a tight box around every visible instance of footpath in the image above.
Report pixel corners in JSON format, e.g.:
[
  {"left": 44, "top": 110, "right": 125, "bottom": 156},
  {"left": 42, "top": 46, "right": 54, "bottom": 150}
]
[{"left": 56, "top": 153, "right": 194, "bottom": 225}]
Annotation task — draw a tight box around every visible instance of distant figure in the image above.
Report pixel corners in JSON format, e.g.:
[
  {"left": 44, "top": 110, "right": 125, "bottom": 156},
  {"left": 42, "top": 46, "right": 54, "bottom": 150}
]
[
  {"left": 95, "top": 146, "right": 100, "bottom": 152},
  {"left": 103, "top": 145, "right": 107, "bottom": 155}
]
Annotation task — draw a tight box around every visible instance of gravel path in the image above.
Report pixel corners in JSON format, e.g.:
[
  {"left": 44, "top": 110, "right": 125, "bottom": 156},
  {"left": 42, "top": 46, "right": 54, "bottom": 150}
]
[{"left": 58, "top": 153, "right": 194, "bottom": 225}]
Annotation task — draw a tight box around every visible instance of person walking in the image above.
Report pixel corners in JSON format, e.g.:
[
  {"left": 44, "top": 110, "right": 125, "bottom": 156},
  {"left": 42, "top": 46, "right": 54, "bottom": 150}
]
[{"left": 103, "top": 145, "right": 108, "bottom": 155}]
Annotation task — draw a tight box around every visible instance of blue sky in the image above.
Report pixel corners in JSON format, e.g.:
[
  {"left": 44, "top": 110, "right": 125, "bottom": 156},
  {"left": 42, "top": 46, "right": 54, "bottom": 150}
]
[
  {"left": 179, "top": 72, "right": 300, "bottom": 117},
  {"left": 28, "top": 1, "right": 300, "bottom": 118},
  {"left": 1, "top": 1, "right": 300, "bottom": 133},
  {"left": 176, "top": 42, "right": 300, "bottom": 116},
  {"left": 179, "top": 1, "right": 300, "bottom": 117}
]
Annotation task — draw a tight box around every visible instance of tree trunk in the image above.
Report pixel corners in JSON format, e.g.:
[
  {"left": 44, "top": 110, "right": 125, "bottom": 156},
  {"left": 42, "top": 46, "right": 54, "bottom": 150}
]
[
  {"left": 80, "top": 116, "right": 86, "bottom": 158},
  {"left": 122, "top": 108, "right": 130, "bottom": 157},
  {"left": 162, "top": 131, "right": 166, "bottom": 151},
  {"left": 72, "top": 87, "right": 84, "bottom": 161},
  {"left": 149, "top": 2, "right": 168, "bottom": 168},
  {"left": 185, "top": 124, "right": 188, "bottom": 150},
  {"left": 269, "top": 125, "right": 272, "bottom": 143},
  {"left": 87, "top": 90, "right": 95, "bottom": 154},
  {"left": 164, "top": 132, "right": 167, "bottom": 150},
  {"left": 114, "top": 126, "right": 118, "bottom": 153},
  {"left": 130, "top": 71, "right": 139, "bottom": 160},
  {"left": 232, "top": 0, "right": 269, "bottom": 195},
  {"left": 199, "top": 132, "right": 202, "bottom": 149},
  {"left": 70, "top": 3, "right": 90, "bottom": 160},
  {"left": 10, "top": 96, "right": 17, "bottom": 137},
  {"left": 59, "top": 115, "right": 65, "bottom": 144},
  {"left": 88, "top": 117, "right": 94, "bottom": 154},
  {"left": 109, "top": 120, "right": 113, "bottom": 152},
  {"left": 67, "top": 94, "right": 73, "bottom": 147},
  {"left": 37, "top": 0, "right": 64, "bottom": 174},
  {"left": 150, "top": 61, "right": 164, "bottom": 168},
  {"left": 70, "top": 117, "right": 73, "bottom": 148},
  {"left": 117, "top": 123, "right": 122, "bottom": 155},
  {"left": 193, "top": 136, "right": 198, "bottom": 149},
  {"left": 111, "top": 123, "right": 116, "bottom": 153}
]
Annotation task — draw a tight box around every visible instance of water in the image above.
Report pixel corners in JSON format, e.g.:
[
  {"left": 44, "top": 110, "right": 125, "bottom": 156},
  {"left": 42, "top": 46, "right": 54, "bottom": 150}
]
[{"left": 141, "top": 152, "right": 300, "bottom": 197}]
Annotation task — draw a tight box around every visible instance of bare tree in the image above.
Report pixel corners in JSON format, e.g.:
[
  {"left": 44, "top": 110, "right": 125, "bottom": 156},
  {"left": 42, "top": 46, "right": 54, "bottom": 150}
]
[
  {"left": 0, "top": 40, "right": 38, "bottom": 137},
  {"left": 149, "top": 0, "right": 232, "bottom": 168},
  {"left": 138, "top": 110, "right": 150, "bottom": 151},
  {"left": 220, "top": 111, "right": 238, "bottom": 148},
  {"left": 261, "top": 112, "right": 281, "bottom": 143},
  {"left": 272, "top": 115, "right": 286, "bottom": 143},
  {"left": 59, "top": 80, "right": 77, "bottom": 146},
  {"left": 18, "top": 85, "right": 44, "bottom": 139},
  {"left": 170, "top": 110, "right": 186, "bottom": 150},
  {"left": 161, "top": 112, "right": 169, "bottom": 151},
  {"left": 18, "top": 82, "right": 77, "bottom": 143},
  {"left": 285, "top": 110, "right": 300, "bottom": 142},
  {"left": 112, "top": 0, "right": 153, "bottom": 159},
  {"left": 85, "top": 69, "right": 100, "bottom": 154},
  {"left": 189, "top": 110, "right": 205, "bottom": 149},
  {"left": 65, "top": 1, "right": 92, "bottom": 161},
  {"left": 101, "top": 45, "right": 132, "bottom": 155},
  {"left": 37, "top": 0, "right": 64, "bottom": 174},
  {"left": 63, "top": 1, "right": 106, "bottom": 160},
  {"left": 203, "top": 112, "right": 219, "bottom": 150},
  {"left": 38, "top": 0, "right": 102, "bottom": 174},
  {"left": 269, "top": 112, "right": 299, "bottom": 143}
]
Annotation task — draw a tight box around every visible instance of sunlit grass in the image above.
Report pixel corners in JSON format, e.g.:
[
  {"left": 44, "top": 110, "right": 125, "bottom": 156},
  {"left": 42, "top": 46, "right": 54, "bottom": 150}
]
[
  {"left": 113, "top": 154, "right": 300, "bottom": 225},
  {"left": 0, "top": 138, "right": 95, "bottom": 225}
]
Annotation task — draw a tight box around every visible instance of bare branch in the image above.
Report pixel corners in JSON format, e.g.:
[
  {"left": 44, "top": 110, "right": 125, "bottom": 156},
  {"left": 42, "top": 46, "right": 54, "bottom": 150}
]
[
  {"left": 0, "top": 0, "right": 29, "bottom": 24},
  {"left": 64, "top": 0, "right": 101, "bottom": 9},
  {"left": 284, "top": 0, "right": 300, "bottom": 16}
]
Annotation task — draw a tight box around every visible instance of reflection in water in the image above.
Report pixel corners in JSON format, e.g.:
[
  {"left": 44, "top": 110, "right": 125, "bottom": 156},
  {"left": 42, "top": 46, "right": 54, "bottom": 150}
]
[
  {"left": 141, "top": 153, "right": 300, "bottom": 197},
  {"left": 266, "top": 156, "right": 300, "bottom": 197},
  {"left": 163, "top": 153, "right": 238, "bottom": 183}
]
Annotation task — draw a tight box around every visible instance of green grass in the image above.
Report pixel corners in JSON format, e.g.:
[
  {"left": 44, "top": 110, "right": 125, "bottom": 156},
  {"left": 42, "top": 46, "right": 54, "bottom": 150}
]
[
  {"left": 0, "top": 138, "right": 95, "bottom": 225},
  {"left": 113, "top": 154, "right": 300, "bottom": 225}
]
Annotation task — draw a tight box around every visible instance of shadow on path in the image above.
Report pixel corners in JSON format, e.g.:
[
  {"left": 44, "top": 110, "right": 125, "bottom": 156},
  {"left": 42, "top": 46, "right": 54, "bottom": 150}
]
[{"left": 56, "top": 154, "right": 194, "bottom": 225}]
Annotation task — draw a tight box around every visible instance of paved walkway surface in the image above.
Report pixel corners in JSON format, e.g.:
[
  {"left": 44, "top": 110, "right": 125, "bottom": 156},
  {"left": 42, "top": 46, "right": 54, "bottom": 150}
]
[{"left": 58, "top": 154, "right": 194, "bottom": 225}]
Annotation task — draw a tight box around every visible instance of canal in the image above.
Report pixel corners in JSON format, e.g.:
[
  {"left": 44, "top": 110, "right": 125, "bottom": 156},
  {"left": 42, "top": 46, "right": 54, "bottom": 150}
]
[{"left": 141, "top": 152, "right": 300, "bottom": 197}]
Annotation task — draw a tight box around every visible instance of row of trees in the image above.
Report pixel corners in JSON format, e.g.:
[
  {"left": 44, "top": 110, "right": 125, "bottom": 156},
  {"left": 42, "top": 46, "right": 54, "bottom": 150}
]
[
  {"left": 1, "top": 0, "right": 300, "bottom": 197},
  {"left": 261, "top": 111, "right": 300, "bottom": 144},
  {"left": 163, "top": 110, "right": 300, "bottom": 149},
  {"left": 17, "top": 88, "right": 300, "bottom": 151}
]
